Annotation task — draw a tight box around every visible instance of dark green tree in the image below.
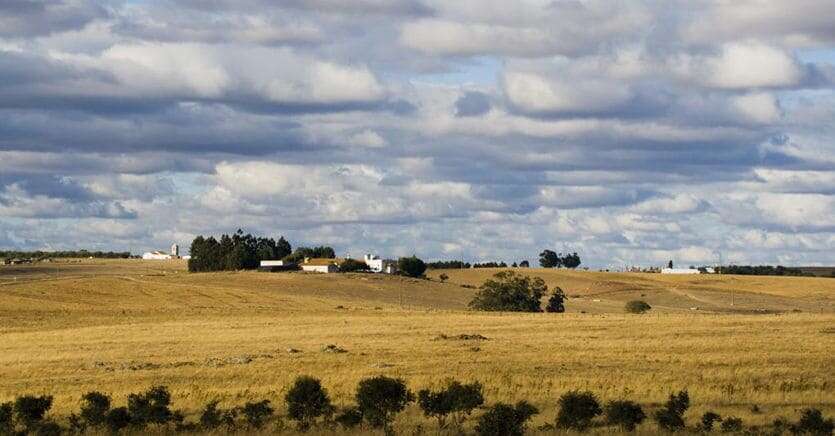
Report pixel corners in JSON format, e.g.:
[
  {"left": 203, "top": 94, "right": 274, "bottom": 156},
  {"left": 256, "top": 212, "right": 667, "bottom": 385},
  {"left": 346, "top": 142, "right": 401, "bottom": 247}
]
[
  {"left": 539, "top": 250, "right": 560, "bottom": 268},
  {"left": 285, "top": 376, "right": 334, "bottom": 431},
  {"left": 468, "top": 271, "right": 547, "bottom": 312},
  {"left": 398, "top": 256, "right": 427, "bottom": 278},
  {"left": 355, "top": 376, "right": 414, "bottom": 434}
]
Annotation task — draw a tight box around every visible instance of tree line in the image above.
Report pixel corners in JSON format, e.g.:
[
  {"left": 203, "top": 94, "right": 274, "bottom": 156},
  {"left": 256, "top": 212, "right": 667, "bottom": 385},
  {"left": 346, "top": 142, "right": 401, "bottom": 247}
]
[
  {"left": 539, "top": 250, "right": 581, "bottom": 269},
  {"left": 187, "top": 230, "right": 341, "bottom": 273},
  {"left": 0, "top": 250, "right": 132, "bottom": 260},
  {"left": 1, "top": 379, "right": 830, "bottom": 435}
]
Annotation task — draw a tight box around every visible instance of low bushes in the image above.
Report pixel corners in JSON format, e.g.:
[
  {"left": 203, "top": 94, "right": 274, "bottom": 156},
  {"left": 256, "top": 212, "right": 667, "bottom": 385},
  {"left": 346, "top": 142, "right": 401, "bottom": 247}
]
[
  {"left": 0, "top": 380, "right": 831, "bottom": 435},
  {"left": 355, "top": 375, "right": 414, "bottom": 434},
  {"left": 604, "top": 399, "right": 646, "bottom": 431},
  {"left": 556, "top": 390, "right": 601, "bottom": 431},
  {"left": 625, "top": 299, "right": 652, "bottom": 314},
  {"left": 285, "top": 375, "right": 334, "bottom": 431},
  {"left": 474, "top": 401, "right": 538, "bottom": 436},
  {"left": 418, "top": 380, "right": 484, "bottom": 430}
]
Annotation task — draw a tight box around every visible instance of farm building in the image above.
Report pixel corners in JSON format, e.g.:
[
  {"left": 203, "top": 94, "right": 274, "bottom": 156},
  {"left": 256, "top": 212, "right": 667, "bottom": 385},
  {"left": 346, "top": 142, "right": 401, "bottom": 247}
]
[
  {"left": 301, "top": 258, "right": 339, "bottom": 273},
  {"left": 661, "top": 268, "right": 700, "bottom": 275},
  {"left": 142, "top": 244, "right": 181, "bottom": 260},
  {"left": 363, "top": 254, "right": 398, "bottom": 274},
  {"left": 258, "top": 260, "right": 297, "bottom": 272}
]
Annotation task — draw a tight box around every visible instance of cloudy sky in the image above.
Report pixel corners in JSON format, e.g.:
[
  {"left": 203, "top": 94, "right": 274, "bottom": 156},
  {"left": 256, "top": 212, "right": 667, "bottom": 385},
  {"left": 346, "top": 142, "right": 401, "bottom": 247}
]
[{"left": 1, "top": 0, "right": 834, "bottom": 267}]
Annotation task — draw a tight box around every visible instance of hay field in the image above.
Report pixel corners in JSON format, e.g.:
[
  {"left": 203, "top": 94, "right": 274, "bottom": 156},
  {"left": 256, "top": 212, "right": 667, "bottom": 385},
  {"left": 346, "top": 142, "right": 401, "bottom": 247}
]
[{"left": 1, "top": 260, "right": 833, "bottom": 433}]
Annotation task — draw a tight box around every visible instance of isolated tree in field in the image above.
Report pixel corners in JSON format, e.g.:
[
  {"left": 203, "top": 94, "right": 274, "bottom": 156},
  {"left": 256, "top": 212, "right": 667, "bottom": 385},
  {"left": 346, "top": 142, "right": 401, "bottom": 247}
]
[
  {"left": 556, "top": 390, "right": 602, "bottom": 431},
  {"left": 519, "top": 260, "right": 530, "bottom": 268},
  {"left": 398, "top": 256, "right": 427, "bottom": 278},
  {"left": 545, "top": 287, "right": 566, "bottom": 313},
  {"left": 475, "top": 401, "right": 538, "bottom": 436},
  {"left": 468, "top": 271, "right": 547, "bottom": 312},
  {"left": 668, "top": 260, "right": 674, "bottom": 269},
  {"left": 285, "top": 376, "right": 334, "bottom": 431},
  {"left": 625, "top": 300, "right": 651, "bottom": 314},
  {"left": 355, "top": 376, "right": 414, "bottom": 434},
  {"left": 539, "top": 250, "right": 560, "bottom": 268},
  {"left": 605, "top": 400, "right": 646, "bottom": 432},
  {"left": 418, "top": 380, "right": 484, "bottom": 430}
]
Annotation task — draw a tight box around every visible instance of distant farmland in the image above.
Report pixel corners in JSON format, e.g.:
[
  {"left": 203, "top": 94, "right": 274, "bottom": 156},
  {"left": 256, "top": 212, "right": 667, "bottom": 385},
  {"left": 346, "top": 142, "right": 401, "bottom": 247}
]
[{"left": 0, "top": 259, "right": 833, "bottom": 433}]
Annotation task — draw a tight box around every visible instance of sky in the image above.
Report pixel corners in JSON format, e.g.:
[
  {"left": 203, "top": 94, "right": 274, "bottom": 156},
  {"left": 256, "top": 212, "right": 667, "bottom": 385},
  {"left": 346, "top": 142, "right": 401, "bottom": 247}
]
[{"left": 1, "top": 0, "right": 834, "bottom": 268}]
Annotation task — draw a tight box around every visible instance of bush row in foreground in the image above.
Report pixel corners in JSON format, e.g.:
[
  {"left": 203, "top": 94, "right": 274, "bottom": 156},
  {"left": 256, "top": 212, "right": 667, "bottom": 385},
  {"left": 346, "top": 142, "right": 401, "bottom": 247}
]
[{"left": 1, "top": 378, "right": 832, "bottom": 435}]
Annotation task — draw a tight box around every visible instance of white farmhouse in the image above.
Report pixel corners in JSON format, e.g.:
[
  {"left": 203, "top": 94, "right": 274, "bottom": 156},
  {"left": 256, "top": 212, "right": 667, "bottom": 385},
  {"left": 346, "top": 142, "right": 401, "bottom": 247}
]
[
  {"left": 301, "top": 258, "right": 339, "bottom": 273},
  {"left": 661, "top": 268, "right": 700, "bottom": 275},
  {"left": 142, "top": 251, "right": 172, "bottom": 260},
  {"left": 363, "top": 254, "right": 397, "bottom": 274}
]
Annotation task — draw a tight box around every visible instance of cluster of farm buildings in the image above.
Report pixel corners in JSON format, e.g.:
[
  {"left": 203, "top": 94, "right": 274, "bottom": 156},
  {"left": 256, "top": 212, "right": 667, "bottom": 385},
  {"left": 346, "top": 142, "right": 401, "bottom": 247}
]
[{"left": 260, "top": 254, "right": 397, "bottom": 274}]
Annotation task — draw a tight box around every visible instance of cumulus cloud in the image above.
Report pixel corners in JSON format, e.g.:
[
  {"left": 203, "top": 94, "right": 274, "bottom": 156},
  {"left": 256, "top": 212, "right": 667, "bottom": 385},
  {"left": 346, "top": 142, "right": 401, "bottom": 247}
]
[{"left": 0, "top": 0, "right": 833, "bottom": 265}]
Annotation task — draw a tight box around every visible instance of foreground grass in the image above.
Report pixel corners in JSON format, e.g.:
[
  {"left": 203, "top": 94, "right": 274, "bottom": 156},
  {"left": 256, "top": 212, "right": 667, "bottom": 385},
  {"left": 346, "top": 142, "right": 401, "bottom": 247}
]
[{"left": 0, "top": 260, "right": 833, "bottom": 433}]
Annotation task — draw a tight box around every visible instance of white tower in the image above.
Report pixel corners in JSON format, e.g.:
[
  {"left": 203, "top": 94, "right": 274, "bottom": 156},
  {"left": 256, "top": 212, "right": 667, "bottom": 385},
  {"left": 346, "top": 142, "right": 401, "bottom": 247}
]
[{"left": 171, "top": 244, "right": 179, "bottom": 257}]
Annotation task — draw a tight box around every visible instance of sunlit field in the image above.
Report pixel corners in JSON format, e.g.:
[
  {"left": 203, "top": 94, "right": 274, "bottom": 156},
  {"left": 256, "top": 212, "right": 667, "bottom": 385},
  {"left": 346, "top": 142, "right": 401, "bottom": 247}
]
[{"left": 1, "top": 259, "right": 833, "bottom": 433}]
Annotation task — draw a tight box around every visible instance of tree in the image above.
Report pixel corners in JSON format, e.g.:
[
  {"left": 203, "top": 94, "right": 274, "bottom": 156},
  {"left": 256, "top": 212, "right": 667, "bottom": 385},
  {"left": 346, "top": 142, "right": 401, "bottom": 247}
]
[
  {"left": 668, "top": 260, "right": 674, "bottom": 269},
  {"left": 539, "top": 250, "right": 560, "bottom": 268},
  {"left": 13, "top": 395, "right": 53, "bottom": 431},
  {"left": 79, "top": 392, "right": 111, "bottom": 428},
  {"left": 563, "top": 252, "right": 581, "bottom": 269},
  {"left": 127, "top": 385, "right": 175, "bottom": 427},
  {"left": 556, "top": 390, "right": 602, "bottom": 431},
  {"left": 398, "top": 256, "right": 427, "bottom": 278},
  {"left": 791, "top": 408, "right": 834, "bottom": 435},
  {"left": 340, "top": 259, "right": 370, "bottom": 273},
  {"left": 355, "top": 376, "right": 414, "bottom": 434},
  {"left": 605, "top": 400, "right": 646, "bottom": 432},
  {"left": 654, "top": 390, "right": 689, "bottom": 432},
  {"left": 475, "top": 401, "right": 538, "bottom": 436},
  {"left": 275, "top": 236, "right": 292, "bottom": 259},
  {"left": 545, "top": 287, "right": 566, "bottom": 313},
  {"left": 418, "top": 381, "right": 484, "bottom": 430},
  {"left": 468, "top": 271, "right": 547, "bottom": 312},
  {"left": 519, "top": 260, "right": 530, "bottom": 268},
  {"left": 285, "top": 376, "right": 334, "bottom": 431}
]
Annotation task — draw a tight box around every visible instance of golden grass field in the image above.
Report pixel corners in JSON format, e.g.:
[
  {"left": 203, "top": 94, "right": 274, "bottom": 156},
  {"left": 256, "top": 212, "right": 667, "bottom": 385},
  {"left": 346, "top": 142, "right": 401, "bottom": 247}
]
[{"left": 1, "top": 259, "right": 833, "bottom": 434}]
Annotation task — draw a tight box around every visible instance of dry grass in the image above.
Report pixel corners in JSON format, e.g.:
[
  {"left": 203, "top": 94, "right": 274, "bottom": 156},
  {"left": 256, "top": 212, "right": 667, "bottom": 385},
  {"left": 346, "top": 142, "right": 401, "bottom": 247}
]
[{"left": 0, "top": 260, "right": 833, "bottom": 433}]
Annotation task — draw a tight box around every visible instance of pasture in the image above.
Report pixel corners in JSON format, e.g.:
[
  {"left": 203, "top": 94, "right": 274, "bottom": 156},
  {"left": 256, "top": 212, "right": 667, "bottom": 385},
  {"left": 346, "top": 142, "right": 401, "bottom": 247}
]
[{"left": 0, "top": 259, "right": 833, "bottom": 433}]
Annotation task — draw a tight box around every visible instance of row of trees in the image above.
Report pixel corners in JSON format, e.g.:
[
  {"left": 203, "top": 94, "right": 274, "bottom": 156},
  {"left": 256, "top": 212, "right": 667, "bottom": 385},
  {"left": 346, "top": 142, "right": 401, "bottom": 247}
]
[
  {"left": 539, "top": 250, "right": 582, "bottom": 269},
  {"left": 426, "top": 260, "right": 534, "bottom": 269},
  {"left": 715, "top": 265, "right": 804, "bottom": 276},
  {"left": 187, "top": 230, "right": 293, "bottom": 272},
  {"left": 2, "top": 381, "right": 831, "bottom": 435},
  {"left": 0, "top": 250, "right": 132, "bottom": 260}
]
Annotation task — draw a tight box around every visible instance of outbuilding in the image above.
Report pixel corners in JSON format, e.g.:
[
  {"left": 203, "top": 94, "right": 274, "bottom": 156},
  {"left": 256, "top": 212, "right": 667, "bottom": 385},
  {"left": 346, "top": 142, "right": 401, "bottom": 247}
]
[{"left": 301, "top": 258, "right": 339, "bottom": 273}]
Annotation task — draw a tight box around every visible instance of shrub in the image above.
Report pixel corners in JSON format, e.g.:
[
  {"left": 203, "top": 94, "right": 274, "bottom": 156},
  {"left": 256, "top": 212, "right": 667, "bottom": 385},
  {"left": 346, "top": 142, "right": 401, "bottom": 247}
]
[
  {"left": 700, "top": 411, "right": 722, "bottom": 431},
  {"left": 625, "top": 300, "right": 652, "bottom": 314},
  {"left": 334, "top": 406, "right": 363, "bottom": 430},
  {"left": 545, "top": 287, "right": 566, "bottom": 313},
  {"left": 398, "top": 256, "right": 427, "bottom": 278},
  {"left": 355, "top": 375, "right": 414, "bottom": 433},
  {"left": 604, "top": 400, "right": 646, "bottom": 432},
  {"left": 105, "top": 407, "right": 131, "bottom": 433},
  {"left": 32, "top": 420, "right": 63, "bottom": 436},
  {"left": 556, "top": 390, "right": 602, "bottom": 431},
  {"left": 241, "top": 400, "right": 273, "bottom": 429},
  {"left": 199, "top": 400, "right": 237, "bottom": 430},
  {"left": 285, "top": 376, "right": 334, "bottom": 431},
  {"left": 653, "top": 390, "right": 689, "bottom": 432},
  {"left": 340, "top": 258, "right": 370, "bottom": 273},
  {"left": 417, "top": 380, "right": 484, "bottom": 430},
  {"left": 0, "top": 402, "right": 13, "bottom": 434},
  {"left": 721, "top": 416, "right": 743, "bottom": 433},
  {"left": 14, "top": 395, "right": 53, "bottom": 430},
  {"left": 439, "top": 273, "right": 449, "bottom": 283},
  {"left": 127, "top": 386, "right": 174, "bottom": 427},
  {"left": 791, "top": 408, "right": 834, "bottom": 435},
  {"left": 468, "top": 271, "right": 547, "bottom": 312},
  {"left": 475, "top": 401, "right": 538, "bottom": 436},
  {"left": 79, "top": 391, "right": 111, "bottom": 427}
]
